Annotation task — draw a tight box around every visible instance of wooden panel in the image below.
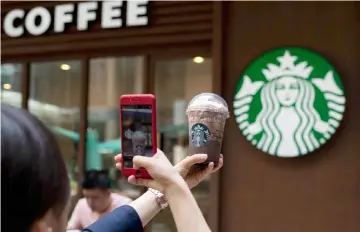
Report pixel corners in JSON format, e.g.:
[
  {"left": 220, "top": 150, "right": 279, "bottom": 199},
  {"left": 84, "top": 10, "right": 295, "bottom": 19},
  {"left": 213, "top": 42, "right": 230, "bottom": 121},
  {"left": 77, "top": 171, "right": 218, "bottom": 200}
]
[
  {"left": 220, "top": 2, "right": 360, "bottom": 232},
  {"left": 1, "top": 1, "right": 213, "bottom": 60},
  {"left": 20, "top": 62, "right": 30, "bottom": 109},
  {"left": 77, "top": 58, "right": 89, "bottom": 197},
  {"left": 208, "top": 2, "right": 224, "bottom": 232}
]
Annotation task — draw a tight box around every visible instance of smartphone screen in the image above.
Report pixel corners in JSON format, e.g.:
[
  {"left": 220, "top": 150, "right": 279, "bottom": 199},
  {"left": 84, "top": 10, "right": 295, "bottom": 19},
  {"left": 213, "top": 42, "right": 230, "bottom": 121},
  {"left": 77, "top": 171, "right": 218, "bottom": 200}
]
[{"left": 121, "top": 105, "right": 153, "bottom": 168}]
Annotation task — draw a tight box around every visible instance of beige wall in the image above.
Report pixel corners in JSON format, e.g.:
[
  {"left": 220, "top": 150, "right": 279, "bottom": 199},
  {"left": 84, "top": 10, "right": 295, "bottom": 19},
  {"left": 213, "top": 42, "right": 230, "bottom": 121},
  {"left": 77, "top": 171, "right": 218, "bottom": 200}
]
[
  {"left": 30, "top": 61, "right": 82, "bottom": 108},
  {"left": 155, "top": 58, "right": 212, "bottom": 126},
  {"left": 88, "top": 57, "right": 144, "bottom": 108},
  {"left": 184, "top": 59, "right": 212, "bottom": 101}
]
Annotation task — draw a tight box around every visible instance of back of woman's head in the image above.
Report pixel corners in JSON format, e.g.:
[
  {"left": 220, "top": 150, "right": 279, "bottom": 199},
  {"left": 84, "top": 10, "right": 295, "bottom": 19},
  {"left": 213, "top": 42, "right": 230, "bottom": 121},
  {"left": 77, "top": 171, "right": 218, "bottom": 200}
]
[{"left": 1, "top": 104, "right": 70, "bottom": 232}]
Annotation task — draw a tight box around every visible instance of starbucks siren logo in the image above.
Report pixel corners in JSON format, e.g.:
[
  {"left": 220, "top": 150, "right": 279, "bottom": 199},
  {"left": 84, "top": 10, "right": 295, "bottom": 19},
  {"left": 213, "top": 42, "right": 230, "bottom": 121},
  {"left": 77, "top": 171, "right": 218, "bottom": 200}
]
[
  {"left": 190, "top": 123, "right": 211, "bottom": 147},
  {"left": 233, "top": 47, "right": 346, "bottom": 157}
]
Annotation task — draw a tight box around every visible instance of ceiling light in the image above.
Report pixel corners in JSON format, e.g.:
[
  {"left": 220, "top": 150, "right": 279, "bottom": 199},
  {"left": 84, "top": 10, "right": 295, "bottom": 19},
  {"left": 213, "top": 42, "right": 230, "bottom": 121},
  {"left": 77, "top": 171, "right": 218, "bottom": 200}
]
[
  {"left": 3, "top": 83, "right": 11, "bottom": 90},
  {"left": 60, "top": 64, "right": 71, "bottom": 71},
  {"left": 193, "top": 56, "right": 204, "bottom": 64}
]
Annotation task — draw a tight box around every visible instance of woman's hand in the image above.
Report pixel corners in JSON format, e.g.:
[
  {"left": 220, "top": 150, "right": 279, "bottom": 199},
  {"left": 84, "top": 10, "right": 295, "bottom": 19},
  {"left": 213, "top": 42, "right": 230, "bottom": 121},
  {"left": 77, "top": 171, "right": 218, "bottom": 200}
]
[
  {"left": 116, "top": 149, "right": 185, "bottom": 193},
  {"left": 175, "top": 154, "right": 223, "bottom": 189},
  {"left": 114, "top": 151, "right": 223, "bottom": 191}
]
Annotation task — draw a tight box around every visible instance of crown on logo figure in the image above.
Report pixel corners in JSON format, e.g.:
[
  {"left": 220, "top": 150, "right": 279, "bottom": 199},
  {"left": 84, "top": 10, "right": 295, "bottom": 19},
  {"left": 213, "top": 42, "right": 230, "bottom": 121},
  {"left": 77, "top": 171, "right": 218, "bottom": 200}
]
[{"left": 262, "top": 50, "right": 314, "bottom": 81}]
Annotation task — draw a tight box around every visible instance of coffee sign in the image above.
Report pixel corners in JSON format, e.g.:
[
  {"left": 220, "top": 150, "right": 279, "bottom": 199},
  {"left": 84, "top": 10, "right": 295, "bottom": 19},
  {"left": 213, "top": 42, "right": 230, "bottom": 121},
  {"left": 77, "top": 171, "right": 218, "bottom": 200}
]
[
  {"left": 3, "top": 0, "right": 149, "bottom": 38},
  {"left": 233, "top": 47, "right": 346, "bottom": 157}
]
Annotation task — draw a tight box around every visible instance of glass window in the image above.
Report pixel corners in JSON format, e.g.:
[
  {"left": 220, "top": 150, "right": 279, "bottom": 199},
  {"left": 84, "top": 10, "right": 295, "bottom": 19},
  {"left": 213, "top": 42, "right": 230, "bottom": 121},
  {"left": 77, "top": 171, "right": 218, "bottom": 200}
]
[
  {"left": 1, "top": 63, "right": 22, "bottom": 107},
  {"left": 152, "top": 57, "right": 212, "bottom": 232},
  {"left": 87, "top": 56, "right": 145, "bottom": 200},
  {"left": 28, "top": 61, "right": 81, "bottom": 203}
]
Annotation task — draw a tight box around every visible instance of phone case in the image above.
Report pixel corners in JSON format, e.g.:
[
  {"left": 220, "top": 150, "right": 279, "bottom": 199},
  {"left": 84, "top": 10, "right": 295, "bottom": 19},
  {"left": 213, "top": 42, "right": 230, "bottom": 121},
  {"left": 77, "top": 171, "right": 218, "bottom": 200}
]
[{"left": 119, "top": 94, "right": 157, "bottom": 179}]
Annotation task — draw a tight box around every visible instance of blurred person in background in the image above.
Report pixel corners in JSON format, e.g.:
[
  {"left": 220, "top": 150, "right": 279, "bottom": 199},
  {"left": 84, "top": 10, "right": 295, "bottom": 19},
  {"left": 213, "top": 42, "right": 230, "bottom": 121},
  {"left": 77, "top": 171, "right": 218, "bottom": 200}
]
[{"left": 67, "top": 170, "right": 133, "bottom": 230}]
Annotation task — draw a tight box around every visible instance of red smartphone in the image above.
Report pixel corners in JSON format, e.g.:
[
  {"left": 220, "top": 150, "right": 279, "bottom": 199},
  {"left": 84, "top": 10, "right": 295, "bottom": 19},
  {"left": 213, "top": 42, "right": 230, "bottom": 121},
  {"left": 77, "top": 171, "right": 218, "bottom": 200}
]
[{"left": 119, "top": 94, "right": 157, "bottom": 179}]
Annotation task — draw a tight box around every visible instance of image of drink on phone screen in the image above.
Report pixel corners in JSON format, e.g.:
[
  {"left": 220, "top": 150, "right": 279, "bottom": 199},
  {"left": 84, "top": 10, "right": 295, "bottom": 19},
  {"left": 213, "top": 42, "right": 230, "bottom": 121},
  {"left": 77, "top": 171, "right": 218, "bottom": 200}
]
[{"left": 120, "top": 94, "right": 157, "bottom": 179}]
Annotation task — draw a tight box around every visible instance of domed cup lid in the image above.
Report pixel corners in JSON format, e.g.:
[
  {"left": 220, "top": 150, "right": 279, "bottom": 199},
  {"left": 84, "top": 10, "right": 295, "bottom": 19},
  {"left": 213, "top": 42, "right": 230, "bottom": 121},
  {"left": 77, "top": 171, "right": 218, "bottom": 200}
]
[{"left": 186, "top": 93, "right": 229, "bottom": 118}]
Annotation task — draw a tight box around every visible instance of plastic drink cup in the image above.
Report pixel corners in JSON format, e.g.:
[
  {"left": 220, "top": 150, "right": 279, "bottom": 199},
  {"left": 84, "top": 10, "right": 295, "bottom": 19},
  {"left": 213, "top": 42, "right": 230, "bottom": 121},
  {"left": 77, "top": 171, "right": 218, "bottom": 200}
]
[{"left": 186, "top": 93, "right": 229, "bottom": 166}]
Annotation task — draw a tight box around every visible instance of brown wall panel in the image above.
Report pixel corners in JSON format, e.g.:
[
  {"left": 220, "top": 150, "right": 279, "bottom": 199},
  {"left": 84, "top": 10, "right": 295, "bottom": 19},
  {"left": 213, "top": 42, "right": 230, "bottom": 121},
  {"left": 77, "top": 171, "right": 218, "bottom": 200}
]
[
  {"left": 220, "top": 2, "right": 360, "bottom": 232},
  {"left": 1, "top": 1, "right": 213, "bottom": 60}
]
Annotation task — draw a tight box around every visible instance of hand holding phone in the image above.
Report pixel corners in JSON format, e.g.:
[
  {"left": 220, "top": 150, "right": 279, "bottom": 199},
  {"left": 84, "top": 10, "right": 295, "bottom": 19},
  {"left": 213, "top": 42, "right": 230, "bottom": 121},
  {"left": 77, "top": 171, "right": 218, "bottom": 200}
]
[{"left": 119, "top": 94, "right": 157, "bottom": 179}]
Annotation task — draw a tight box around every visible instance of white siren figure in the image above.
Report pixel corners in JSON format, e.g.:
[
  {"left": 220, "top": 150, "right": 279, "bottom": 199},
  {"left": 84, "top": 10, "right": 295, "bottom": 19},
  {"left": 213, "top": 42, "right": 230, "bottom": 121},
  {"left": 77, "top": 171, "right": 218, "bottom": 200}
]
[{"left": 234, "top": 50, "right": 346, "bottom": 157}]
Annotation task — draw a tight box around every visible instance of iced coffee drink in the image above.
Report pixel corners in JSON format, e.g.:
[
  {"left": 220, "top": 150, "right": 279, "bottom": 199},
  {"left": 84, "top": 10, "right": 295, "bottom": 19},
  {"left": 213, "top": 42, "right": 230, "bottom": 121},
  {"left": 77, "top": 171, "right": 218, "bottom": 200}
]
[
  {"left": 132, "top": 131, "right": 147, "bottom": 156},
  {"left": 186, "top": 93, "right": 229, "bottom": 166}
]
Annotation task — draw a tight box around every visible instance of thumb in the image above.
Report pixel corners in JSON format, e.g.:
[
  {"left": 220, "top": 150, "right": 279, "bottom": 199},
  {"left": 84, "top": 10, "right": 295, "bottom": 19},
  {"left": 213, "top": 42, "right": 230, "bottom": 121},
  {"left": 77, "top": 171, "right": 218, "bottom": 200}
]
[
  {"left": 177, "top": 154, "right": 208, "bottom": 169},
  {"left": 133, "top": 155, "right": 153, "bottom": 169}
]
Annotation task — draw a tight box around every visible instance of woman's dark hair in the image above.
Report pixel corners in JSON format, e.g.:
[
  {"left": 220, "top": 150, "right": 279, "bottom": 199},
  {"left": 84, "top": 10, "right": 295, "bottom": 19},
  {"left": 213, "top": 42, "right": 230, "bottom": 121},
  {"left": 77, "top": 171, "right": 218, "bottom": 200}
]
[
  {"left": 82, "top": 169, "right": 111, "bottom": 190},
  {"left": 1, "top": 104, "right": 70, "bottom": 231}
]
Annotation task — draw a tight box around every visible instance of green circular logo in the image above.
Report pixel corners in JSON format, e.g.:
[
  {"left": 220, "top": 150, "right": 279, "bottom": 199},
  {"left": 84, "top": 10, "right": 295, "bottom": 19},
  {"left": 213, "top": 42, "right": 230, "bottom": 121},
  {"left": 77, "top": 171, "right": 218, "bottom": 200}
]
[
  {"left": 233, "top": 47, "right": 346, "bottom": 157},
  {"left": 190, "top": 123, "right": 211, "bottom": 147}
]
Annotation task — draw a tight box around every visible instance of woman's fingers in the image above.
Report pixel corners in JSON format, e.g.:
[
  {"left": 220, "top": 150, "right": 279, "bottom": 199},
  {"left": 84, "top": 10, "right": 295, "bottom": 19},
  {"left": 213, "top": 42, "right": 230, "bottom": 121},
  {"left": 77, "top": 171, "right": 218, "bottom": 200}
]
[
  {"left": 207, "top": 162, "right": 215, "bottom": 172},
  {"left": 128, "top": 175, "right": 149, "bottom": 188},
  {"left": 115, "top": 162, "right": 122, "bottom": 170},
  {"left": 186, "top": 154, "right": 208, "bottom": 167},
  {"left": 204, "top": 162, "right": 215, "bottom": 176},
  {"left": 114, "top": 154, "right": 122, "bottom": 161},
  {"left": 177, "top": 154, "right": 208, "bottom": 169},
  {"left": 133, "top": 155, "right": 153, "bottom": 169},
  {"left": 114, "top": 154, "right": 123, "bottom": 170},
  {"left": 212, "top": 154, "right": 224, "bottom": 173}
]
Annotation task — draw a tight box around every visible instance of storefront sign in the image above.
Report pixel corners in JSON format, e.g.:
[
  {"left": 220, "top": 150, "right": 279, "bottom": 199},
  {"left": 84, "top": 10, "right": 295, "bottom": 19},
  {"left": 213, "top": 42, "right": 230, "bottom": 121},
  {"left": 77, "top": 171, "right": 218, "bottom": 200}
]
[
  {"left": 3, "top": 1, "right": 149, "bottom": 37},
  {"left": 233, "top": 47, "right": 346, "bottom": 157}
]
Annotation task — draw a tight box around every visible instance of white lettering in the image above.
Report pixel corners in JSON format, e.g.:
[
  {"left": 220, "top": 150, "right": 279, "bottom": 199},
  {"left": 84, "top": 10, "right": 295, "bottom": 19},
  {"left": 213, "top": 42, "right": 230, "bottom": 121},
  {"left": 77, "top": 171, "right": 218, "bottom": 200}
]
[
  {"left": 127, "top": 0, "right": 148, "bottom": 27},
  {"left": 54, "top": 4, "right": 74, "bottom": 33},
  {"left": 3, "top": 9, "right": 25, "bottom": 37},
  {"left": 3, "top": 1, "right": 149, "bottom": 37},
  {"left": 25, "top": 7, "right": 51, "bottom": 36},
  {"left": 102, "top": 1, "right": 123, "bottom": 29},
  {"left": 77, "top": 2, "right": 98, "bottom": 31}
]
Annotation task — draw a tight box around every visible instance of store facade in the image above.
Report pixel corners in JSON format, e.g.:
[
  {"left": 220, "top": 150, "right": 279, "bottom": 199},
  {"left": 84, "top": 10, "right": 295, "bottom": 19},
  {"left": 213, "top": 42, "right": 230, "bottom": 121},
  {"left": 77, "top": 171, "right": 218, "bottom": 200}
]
[
  {"left": 1, "top": 1, "right": 218, "bottom": 231},
  {"left": 2, "top": 1, "right": 360, "bottom": 232}
]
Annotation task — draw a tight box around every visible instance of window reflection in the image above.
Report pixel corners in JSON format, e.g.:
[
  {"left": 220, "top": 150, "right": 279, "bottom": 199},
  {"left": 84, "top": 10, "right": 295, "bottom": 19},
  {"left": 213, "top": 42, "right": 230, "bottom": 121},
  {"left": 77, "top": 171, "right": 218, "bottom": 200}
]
[
  {"left": 87, "top": 57, "right": 144, "bottom": 199},
  {"left": 153, "top": 58, "right": 212, "bottom": 232},
  {"left": 28, "top": 61, "right": 81, "bottom": 201},
  {"left": 1, "top": 63, "right": 22, "bottom": 107}
]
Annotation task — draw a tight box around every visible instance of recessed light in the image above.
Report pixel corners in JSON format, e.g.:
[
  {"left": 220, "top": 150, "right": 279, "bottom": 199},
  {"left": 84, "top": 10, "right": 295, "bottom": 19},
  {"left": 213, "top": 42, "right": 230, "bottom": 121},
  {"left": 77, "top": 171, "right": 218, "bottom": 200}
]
[
  {"left": 3, "top": 83, "right": 11, "bottom": 90},
  {"left": 60, "top": 64, "right": 71, "bottom": 71},
  {"left": 193, "top": 56, "right": 204, "bottom": 64}
]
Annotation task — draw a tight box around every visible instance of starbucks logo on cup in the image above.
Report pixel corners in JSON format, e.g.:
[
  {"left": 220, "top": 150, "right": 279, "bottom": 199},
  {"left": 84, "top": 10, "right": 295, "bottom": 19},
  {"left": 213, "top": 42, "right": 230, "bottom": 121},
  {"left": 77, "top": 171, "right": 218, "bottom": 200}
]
[
  {"left": 233, "top": 47, "right": 346, "bottom": 157},
  {"left": 190, "top": 123, "right": 211, "bottom": 147}
]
